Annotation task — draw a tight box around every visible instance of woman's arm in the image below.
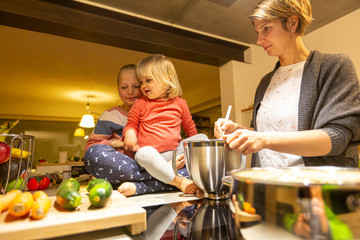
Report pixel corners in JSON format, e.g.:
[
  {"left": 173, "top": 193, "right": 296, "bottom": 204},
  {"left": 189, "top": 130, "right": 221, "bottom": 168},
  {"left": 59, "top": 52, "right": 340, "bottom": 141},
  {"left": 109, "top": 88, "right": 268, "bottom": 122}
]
[
  {"left": 225, "top": 129, "right": 331, "bottom": 156},
  {"left": 300, "top": 52, "right": 360, "bottom": 156}
]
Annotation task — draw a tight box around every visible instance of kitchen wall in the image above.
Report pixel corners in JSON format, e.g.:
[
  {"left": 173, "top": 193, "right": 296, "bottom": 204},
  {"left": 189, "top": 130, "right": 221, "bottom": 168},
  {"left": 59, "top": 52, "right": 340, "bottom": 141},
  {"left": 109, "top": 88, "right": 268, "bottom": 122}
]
[
  {"left": 219, "top": 45, "right": 277, "bottom": 125},
  {"left": 303, "top": 8, "right": 360, "bottom": 71}
]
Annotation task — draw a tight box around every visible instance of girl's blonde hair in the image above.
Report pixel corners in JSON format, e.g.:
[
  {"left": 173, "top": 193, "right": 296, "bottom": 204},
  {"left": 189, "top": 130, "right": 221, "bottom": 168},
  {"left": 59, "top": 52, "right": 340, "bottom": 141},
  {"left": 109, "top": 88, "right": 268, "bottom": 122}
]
[
  {"left": 136, "top": 54, "right": 182, "bottom": 98},
  {"left": 249, "top": 0, "right": 313, "bottom": 36}
]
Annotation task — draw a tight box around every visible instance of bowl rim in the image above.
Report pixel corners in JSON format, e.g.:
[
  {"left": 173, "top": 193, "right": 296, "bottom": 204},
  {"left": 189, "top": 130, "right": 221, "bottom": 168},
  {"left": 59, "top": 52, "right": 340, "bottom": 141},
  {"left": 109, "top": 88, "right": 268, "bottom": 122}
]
[
  {"left": 229, "top": 166, "right": 360, "bottom": 186},
  {"left": 183, "top": 139, "right": 226, "bottom": 147}
]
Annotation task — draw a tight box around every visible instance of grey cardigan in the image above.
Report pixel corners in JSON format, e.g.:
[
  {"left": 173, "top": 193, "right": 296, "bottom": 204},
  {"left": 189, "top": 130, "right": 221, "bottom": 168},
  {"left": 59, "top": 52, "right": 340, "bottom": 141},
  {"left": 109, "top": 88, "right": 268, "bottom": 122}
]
[{"left": 251, "top": 50, "right": 360, "bottom": 167}]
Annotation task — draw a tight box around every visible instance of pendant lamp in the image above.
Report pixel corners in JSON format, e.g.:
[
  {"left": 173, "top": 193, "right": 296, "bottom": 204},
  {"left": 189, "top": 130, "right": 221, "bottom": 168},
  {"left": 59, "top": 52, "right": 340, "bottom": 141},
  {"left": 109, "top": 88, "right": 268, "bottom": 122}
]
[
  {"left": 79, "top": 97, "right": 95, "bottom": 128},
  {"left": 74, "top": 127, "right": 85, "bottom": 137}
]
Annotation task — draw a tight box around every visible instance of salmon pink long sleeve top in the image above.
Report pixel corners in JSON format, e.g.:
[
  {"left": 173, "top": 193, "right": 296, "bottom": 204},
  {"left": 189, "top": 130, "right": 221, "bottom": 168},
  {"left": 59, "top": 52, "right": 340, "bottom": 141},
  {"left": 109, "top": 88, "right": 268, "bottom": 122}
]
[{"left": 123, "top": 96, "right": 197, "bottom": 152}]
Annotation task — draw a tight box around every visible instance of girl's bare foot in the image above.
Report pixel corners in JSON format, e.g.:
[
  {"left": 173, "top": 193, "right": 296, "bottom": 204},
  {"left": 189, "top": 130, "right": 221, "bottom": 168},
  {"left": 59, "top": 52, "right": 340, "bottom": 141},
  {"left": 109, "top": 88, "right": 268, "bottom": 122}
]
[
  {"left": 170, "top": 176, "right": 199, "bottom": 194},
  {"left": 195, "top": 189, "right": 204, "bottom": 199},
  {"left": 180, "top": 178, "right": 199, "bottom": 193},
  {"left": 118, "top": 182, "right": 136, "bottom": 197}
]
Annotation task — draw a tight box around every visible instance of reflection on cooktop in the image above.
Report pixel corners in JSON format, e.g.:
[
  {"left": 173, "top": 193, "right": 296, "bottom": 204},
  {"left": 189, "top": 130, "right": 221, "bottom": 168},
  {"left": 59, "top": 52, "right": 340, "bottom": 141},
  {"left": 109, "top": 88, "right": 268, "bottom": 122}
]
[{"left": 137, "top": 199, "right": 244, "bottom": 240}]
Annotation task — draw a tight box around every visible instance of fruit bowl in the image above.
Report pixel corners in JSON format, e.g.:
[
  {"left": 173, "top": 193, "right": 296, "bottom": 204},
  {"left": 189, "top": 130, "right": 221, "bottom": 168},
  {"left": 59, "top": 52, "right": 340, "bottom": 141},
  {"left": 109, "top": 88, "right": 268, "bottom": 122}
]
[{"left": 0, "top": 133, "right": 35, "bottom": 195}]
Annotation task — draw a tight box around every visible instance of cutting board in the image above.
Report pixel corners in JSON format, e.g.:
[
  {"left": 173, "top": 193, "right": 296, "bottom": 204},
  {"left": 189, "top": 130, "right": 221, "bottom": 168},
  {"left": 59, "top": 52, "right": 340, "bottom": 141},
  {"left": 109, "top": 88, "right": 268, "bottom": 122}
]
[{"left": 0, "top": 190, "right": 146, "bottom": 240}]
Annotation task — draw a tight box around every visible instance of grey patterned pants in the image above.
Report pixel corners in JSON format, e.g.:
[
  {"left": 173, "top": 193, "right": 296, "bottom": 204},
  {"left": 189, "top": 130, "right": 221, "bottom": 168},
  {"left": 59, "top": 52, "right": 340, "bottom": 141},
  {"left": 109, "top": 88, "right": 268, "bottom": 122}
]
[{"left": 84, "top": 144, "right": 188, "bottom": 195}]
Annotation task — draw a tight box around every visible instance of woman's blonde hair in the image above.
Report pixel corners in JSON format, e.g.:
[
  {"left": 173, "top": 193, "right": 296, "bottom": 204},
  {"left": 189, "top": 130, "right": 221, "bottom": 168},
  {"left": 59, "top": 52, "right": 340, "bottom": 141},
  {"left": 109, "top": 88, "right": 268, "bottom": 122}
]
[
  {"left": 249, "top": 0, "right": 313, "bottom": 35},
  {"left": 136, "top": 54, "right": 182, "bottom": 98}
]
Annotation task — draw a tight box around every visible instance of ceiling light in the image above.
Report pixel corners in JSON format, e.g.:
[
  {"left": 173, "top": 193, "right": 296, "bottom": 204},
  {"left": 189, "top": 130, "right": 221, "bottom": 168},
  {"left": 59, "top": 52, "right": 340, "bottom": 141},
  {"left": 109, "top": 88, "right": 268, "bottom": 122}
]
[
  {"left": 74, "top": 127, "right": 85, "bottom": 137},
  {"left": 79, "top": 96, "right": 96, "bottom": 128},
  {"left": 80, "top": 113, "right": 95, "bottom": 128}
]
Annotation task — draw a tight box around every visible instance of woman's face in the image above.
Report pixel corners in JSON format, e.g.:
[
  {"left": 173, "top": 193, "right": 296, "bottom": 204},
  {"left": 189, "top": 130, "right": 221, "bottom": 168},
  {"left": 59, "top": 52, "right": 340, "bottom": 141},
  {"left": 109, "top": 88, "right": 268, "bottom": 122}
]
[
  {"left": 139, "top": 76, "right": 168, "bottom": 100},
  {"left": 254, "top": 19, "right": 292, "bottom": 57},
  {"left": 118, "top": 70, "right": 142, "bottom": 110}
]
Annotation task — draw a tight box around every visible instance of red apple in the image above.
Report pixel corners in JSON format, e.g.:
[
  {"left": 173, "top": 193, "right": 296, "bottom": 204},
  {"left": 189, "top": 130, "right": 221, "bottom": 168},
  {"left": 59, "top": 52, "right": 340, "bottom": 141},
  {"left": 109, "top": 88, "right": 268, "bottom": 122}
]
[
  {"left": 27, "top": 177, "right": 39, "bottom": 191},
  {"left": 38, "top": 176, "right": 50, "bottom": 190},
  {"left": 0, "top": 142, "right": 10, "bottom": 164}
]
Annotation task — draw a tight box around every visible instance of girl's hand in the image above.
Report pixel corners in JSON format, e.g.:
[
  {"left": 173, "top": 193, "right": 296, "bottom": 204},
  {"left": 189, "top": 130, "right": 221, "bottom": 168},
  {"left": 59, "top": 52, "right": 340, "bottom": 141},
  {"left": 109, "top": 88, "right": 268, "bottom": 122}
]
[
  {"left": 110, "top": 139, "right": 124, "bottom": 149},
  {"left": 124, "top": 129, "right": 140, "bottom": 152},
  {"left": 223, "top": 129, "right": 265, "bottom": 155},
  {"left": 176, "top": 154, "right": 185, "bottom": 170}
]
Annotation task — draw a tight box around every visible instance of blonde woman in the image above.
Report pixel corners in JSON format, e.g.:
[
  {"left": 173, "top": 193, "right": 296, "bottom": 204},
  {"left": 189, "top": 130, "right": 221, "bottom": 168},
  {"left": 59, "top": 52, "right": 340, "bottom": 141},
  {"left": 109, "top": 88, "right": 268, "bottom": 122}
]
[
  {"left": 121, "top": 54, "right": 208, "bottom": 196},
  {"left": 215, "top": 0, "right": 360, "bottom": 168}
]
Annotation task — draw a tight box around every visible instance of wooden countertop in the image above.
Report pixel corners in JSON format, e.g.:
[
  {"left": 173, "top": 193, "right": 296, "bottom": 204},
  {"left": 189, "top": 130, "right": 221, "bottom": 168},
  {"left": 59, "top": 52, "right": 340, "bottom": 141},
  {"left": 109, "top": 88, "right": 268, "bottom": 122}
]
[{"left": 0, "top": 189, "right": 146, "bottom": 240}]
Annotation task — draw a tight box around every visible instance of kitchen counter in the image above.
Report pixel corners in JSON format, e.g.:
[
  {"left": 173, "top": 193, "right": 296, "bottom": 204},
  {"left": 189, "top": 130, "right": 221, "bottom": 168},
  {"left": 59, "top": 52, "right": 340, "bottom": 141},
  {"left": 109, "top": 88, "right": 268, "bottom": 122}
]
[
  {"left": 35, "top": 161, "right": 84, "bottom": 175},
  {"left": 0, "top": 187, "right": 147, "bottom": 240}
]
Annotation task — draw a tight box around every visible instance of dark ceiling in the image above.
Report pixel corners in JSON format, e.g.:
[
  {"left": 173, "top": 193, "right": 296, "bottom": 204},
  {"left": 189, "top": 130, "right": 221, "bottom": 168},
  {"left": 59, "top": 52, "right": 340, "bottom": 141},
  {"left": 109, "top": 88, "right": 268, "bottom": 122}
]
[{"left": 83, "top": 0, "right": 360, "bottom": 44}]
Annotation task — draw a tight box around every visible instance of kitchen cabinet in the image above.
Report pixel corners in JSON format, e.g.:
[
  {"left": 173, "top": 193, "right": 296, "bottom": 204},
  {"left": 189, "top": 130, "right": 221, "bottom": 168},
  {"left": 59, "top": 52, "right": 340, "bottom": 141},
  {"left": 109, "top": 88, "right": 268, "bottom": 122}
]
[
  {"left": 181, "top": 116, "right": 214, "bottom": 139},
  {"left": 193, "top": 116, "right": 214, "bottom": 138}
]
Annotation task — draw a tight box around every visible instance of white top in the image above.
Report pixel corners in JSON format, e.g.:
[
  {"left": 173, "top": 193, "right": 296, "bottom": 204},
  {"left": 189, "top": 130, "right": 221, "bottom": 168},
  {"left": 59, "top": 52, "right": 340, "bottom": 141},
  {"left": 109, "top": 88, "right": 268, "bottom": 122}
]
[{"left": 256, "top": 61, "right": 306, "bottom": 168}]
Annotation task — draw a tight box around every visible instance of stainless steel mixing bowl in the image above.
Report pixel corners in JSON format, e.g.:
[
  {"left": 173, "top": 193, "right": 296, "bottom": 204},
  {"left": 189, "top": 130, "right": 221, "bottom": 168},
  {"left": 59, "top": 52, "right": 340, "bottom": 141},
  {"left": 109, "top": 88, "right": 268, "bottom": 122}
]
[{"left": 173, "top": 139, "right": 246, "bottom": 200}]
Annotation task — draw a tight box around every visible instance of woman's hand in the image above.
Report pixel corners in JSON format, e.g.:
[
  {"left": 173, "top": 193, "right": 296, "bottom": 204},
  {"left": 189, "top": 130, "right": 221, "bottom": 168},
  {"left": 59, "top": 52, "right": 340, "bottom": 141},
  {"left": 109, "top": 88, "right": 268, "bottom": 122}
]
[
  {"left": 223, "top": 129, "right": 266, "bottom": 155},
  {"left": 123, "top": 129, "right": 140, "bottom": 152},
  {"left": 214, "top": 118, "right": 240, "bottom": 139}
]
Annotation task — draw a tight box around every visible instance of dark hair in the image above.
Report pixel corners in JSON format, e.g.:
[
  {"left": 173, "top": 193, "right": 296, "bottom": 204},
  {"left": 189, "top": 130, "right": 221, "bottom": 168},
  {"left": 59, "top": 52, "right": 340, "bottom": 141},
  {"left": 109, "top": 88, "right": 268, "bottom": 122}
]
[{"left": 117, "top": 64, "right": 136, "bottom": 85}]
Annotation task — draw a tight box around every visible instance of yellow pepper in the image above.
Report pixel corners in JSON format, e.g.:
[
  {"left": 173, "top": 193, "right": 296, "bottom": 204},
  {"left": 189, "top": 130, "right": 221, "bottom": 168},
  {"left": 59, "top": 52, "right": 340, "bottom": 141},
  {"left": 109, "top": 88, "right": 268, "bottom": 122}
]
[{"left": 11, "top": 148, "right": 29, "bottom": 159}]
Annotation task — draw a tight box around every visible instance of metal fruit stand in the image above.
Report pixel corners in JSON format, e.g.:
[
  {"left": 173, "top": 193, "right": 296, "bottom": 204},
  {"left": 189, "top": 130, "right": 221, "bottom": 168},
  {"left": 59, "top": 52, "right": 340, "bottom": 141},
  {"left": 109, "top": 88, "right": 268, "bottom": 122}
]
[{"left": 0, "top": 133, "right": 35, "bottom": 195}]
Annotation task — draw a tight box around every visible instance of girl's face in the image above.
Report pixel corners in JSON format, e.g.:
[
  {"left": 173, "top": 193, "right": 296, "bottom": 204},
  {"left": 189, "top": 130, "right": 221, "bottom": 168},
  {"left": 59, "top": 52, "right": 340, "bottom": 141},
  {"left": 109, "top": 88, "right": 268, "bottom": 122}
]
[
  {"left": 139, "top": 76, "right": 168, "bottom": 100},
  {"left": 118, "top": 70, "right": 142, "bottom": 111},
  {"left": 254, "top": 19, "right": 293, "bottom": 58}
]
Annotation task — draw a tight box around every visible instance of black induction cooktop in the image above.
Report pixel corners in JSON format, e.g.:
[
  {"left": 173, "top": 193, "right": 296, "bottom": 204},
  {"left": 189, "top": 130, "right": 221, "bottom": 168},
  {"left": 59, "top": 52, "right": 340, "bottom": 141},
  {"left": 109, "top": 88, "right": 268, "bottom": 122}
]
[
  {"left": 136, "top": 199, "right": 244, "bottom": 240},
  {"left": 134, "top": 197, "right": 307, "bottom": 240}
]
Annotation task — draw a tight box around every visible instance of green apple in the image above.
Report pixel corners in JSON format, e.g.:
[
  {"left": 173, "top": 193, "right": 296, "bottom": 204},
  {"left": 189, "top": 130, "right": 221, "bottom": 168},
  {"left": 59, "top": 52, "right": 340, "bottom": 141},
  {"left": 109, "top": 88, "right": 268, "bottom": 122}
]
[{"left": 5, "top": 177, "right": 24, "bottom": 193}]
